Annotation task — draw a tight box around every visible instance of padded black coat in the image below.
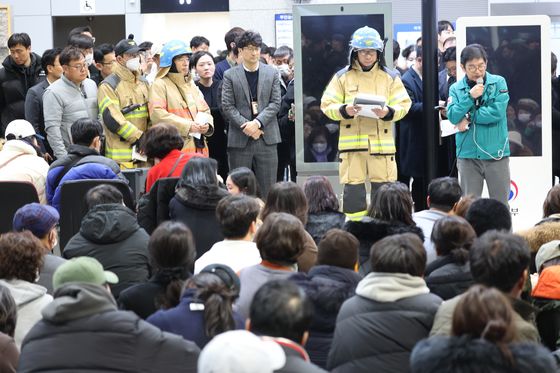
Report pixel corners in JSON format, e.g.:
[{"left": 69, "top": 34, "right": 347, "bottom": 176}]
[{"left": 18, "top": 283, "right": 200, "bottom": 373}]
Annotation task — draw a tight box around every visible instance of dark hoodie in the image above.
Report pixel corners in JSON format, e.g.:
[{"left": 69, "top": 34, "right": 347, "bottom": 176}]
[
  {"left": 62, "top": 203, "right": 150, "bottom": 298},
  {"left": 344, "top": 217, "right": 424, "bottom": 275},
  {"left": 169, "top": 184, "right": 229, "bottom": 258},
  {"left": 0, "top": 53, "right": 43, "bottom": 135},
  {"left": 290, "top": 265, "right": 362, "bottom": 368},
  {"left": 18, "top": 283, "right": 200, "bottom": 373}
]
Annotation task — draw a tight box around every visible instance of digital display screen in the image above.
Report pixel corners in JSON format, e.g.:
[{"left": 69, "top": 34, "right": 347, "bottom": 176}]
[
  {"left": 300, "top": 14, "right": 385, "bottom": 163},
  {"left": 141, "top": 0, "right": 229, "bottom": 14},
  {"left": 466, "top": 25, "right": 542, "bottom": 157}
]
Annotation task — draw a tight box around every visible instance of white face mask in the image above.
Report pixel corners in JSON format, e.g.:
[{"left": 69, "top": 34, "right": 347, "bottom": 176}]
[
  {"left": 126, "top": 57, "right": 141, "bottom": 72},
  {"left": 277, "top": 64, "right": 291, "bottom": 78},
  {"left": 312, "top": 142, "right": 328, "bottom": 153},
  {"left": 406, "top": 60, "right": 414, "bottom": 69},
  {"left": 518, "top": 113, "right": 531, "bottom": 123},
  {"left": 85, "top": 53, "right": 94, "bottom": 66}
]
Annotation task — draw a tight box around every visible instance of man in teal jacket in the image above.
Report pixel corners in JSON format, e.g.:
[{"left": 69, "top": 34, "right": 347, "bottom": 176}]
[{"left": 447, "top": 44, "right": 510, "bottom": 206}]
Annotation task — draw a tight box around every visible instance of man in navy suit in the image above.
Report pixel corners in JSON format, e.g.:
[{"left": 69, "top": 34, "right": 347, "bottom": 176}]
[
  {"left": 221, "top": 31, "right": 282, "bottom": 198},
  {"left": 398, "top": 45, "right": 427, "bottom": 211}
]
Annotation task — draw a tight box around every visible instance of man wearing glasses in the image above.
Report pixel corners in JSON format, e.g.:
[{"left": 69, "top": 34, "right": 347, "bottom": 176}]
[
  {"left": 43, "top": 46, "right": 98, "bottom": 159},
  {"left": 446, "top": 44, "right": 510, "bottom": 206}
]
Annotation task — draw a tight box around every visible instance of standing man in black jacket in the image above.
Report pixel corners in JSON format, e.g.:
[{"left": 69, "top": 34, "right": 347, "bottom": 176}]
[{"left": 0, "top": 33, "right": 43, "bottom": 136}]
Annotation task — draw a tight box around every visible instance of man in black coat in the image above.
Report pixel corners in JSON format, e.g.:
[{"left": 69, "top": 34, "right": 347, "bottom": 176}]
[
  {"left": 63, "top": 184, "right": 150, "bottom": 298},
  {"left": 18, "top": 257, "right": 199, "bottom": 373},
  {"left": 0, "top": 33, "right": 43, "bottom": 136},
  {"left": 24, "top": 47, "right": 63, "bottom": 157},
  {"left": 248, "top": 279, "right": 327, "bottom": 373}
]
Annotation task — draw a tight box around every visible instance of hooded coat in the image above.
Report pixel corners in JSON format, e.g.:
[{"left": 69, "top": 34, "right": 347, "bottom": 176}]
[
  {"left": 327, "top": 272, "right": 442, "bottom": 373},
  {"left": 169, "top": 184, "right": 229, "bottom": 258},
  {"left": 290, "top": 265, "right": 362, "bottom": 369},
  {"left": 0, "top": 53, "right": 43, "bottom": 135},
  {"left": 18, "top": 283, "right": 200, "bottom": 373},
  {"left": 0, "top": 279, "right": 52, "bottom": 348},
  {"left": 344, "top": 217, "right": 424, "bottom": 275},
  {"left": 410, "top": 335, "right": 556, "bottom": 373},
  {"left": 63, "top": 204, "right": 150, "bottom": 298}
]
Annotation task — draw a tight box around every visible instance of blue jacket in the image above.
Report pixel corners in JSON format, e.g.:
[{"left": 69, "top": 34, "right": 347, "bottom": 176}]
[
  {"left": 447, "top": 72, "right": 510, "bottom": 160},
  {"left": 146, "top": 288, "right": 245, "bottom": 348},
  {"left": 398, "top": 67, "right": 425, "bottom": 177},
  {"left": 46, "top": 144, "right": 125, "bottom": 210}
]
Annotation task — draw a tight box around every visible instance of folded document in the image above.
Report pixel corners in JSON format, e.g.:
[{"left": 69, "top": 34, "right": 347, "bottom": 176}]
[{"left": 353, "top": 94, "right": 387, "bottom": 119}]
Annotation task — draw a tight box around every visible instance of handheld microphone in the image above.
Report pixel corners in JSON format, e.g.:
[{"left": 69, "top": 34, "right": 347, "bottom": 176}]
[{"left": 475, "top": 77, "right": 483, "bottom": 107}]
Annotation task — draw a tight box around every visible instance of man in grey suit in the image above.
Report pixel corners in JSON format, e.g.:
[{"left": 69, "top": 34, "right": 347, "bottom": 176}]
[{"left": 221, "top": 30, "right": 281, "bottom": 198}]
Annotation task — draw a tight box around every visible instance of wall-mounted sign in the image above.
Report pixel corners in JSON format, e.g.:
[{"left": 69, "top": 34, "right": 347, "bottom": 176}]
[
  {"left": 275, "top": 13, "right": 293, "bottom": 48},
  {"left": 141, "top": 0, "right": 229, "bottom": 14},
  {"left": 80, "top": 0, "right": 95, "bottom": 14}
]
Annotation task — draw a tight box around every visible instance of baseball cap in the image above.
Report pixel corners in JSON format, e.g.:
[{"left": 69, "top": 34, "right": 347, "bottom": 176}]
[
  {"left": 200, "top": 264, "right": 240, "bottom": 296},
  {"left": 53, "top": 257, "right": 119, "bottom": 290},
  {"left": 198, "top": 330, "right": 286, "bottom": 373},
  {"left": 535, "top": 240, "right": 560, "bottom": 273},
  {"left": 13, "top": 203, "right": 59, "bottom": 238},
  {"left": 114, "top": 35, "right": 141, "bottom": 56},
  {"left": 4, "top": 119, "right": 44, "bottom": 140}
]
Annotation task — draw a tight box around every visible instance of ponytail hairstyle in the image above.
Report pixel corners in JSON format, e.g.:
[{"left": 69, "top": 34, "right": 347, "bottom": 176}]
[
  {"left": 431, "top": 216, "right": 476, "bottom": 265},
  {"left": 149, "top": 221, "right": 196, "bottom": 309},
  {"left": 186, "top": 270, "right": 238, "bottom": 339},
  {"left": 452, "top": 285, "right": 516, "bottom": 365}
]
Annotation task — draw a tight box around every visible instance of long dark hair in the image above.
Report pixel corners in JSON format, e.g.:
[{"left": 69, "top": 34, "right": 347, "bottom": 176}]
[
  {"left": 149, "top": 221, "right": 196, "bottom": 309},
  {"left": 303, "top": 175, "right": 339, "bottom": 214},
  {"left": 178, "top": 157, "right": 219, "bottom": 188},
  {"left": 228, "top": 167, "right": 259, "bottom": 197},
  {"left": 368, "top": 182, "right": 414, "bottom": 226},
  {"left": 431, "top": 216, "right": 476, "bottom": 264},
  {"left": 262, "top": 182, "right": 308, "bottom": 225},
  {"left": 186, "top": 272, "right": 236, "bottom": 339}
]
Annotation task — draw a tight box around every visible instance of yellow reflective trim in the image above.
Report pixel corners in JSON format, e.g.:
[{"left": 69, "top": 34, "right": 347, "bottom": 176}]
[
  {"left": 322, "top": 90, "right": 344, "bottom": 102},
  {"left": 388, "top": 91, "right": 409, "bottom": 106},
  {"left": 99, "top": 97, "right": 119, "bottom": 113},
  {"left": 345, "top": 210, "right": 368, "bottom": 221},
  {"left": 121, "top": 125, "right": 136, "bottom": 139},
  {"left": 117, "top": 123, "right": 133, "bottom": 136},
  {"left": 124, "top": 111, "right": 149, "bottom": 119}
]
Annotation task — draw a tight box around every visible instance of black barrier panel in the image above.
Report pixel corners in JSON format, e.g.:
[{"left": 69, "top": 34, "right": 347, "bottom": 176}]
[
  {"left": 141, "top": 0, "right": 229, "bottom": 14},
  {"left": 301, "top": 14, "right": 385, "bottom": 164},
  {"left": 467, "top": 25, "right": 542, "bottom": 157}
]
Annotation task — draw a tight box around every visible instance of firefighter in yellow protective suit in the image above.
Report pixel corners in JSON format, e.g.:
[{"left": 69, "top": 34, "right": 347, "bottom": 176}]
[
  {"left": 148, "top": 40, "right": 213, "bottom": 155},
  {"left": 321, "top": 26, "right": 411, "bottom": 220},
  {"left": 98, "top": 36, "right": 150, "bottom": 168}
]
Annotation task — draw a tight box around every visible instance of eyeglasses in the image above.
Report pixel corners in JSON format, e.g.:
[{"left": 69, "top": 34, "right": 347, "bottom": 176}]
[
  {"left": 466, "top": 63, "right": 486, "bottom": 72},
  {"left": 357, "top": 49, "right": 377, "bottom": 56},
  {"left": 243, "top": 46, "right": 261, "bottom": 53},
  {"left": 68, "top": 63, "right": 88, "bottom": 71}
]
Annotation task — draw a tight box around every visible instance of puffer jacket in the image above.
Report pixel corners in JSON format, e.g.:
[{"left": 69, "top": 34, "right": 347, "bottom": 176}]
[
  {"left": 411, "top": 335, "right": 556, "bottom": 373},
  {"left": 344, "top": 217, "right": 424, "bottom": 275},
  {"left": 321, "top": 59, "right": 411, "bottom": 156},
  {"left": 46, "top": 144, "right": 126, "bottom": 209},
  {"left": 0, "top": 139, "right": 49, "bottom": 203},
  {"left": 149, "top": 70, "right": 213, "bottom": 154},
  {"left": 0, "top": 53, "right": 43, "bottom": 135},
  {"left": 305, "top": 210, "right": 346, "bottom": 245},
  {"left": 516, "top": 214, "right": 560, "bottom": 273},
  {"left": 98, "top": 62, "right": 150, "bottom": 164},
  {"left": 43, "top": 75, "right": 98, "bottom": 159},
  {"left": 327, "top": 272, "right": 442, "bottom": 373},
  {"left": 169, "top": 184, "right": 229, "bottom": 258},
  {"left": 18, "top": 283, "right": 200, "bottom": 373},
  {"left": 290, "top": 265, "right": 362, "bottom": 369},
  {"left": 62, "top": 203, "right": 150, "bottom": 298},
  {"left": 0, "top": 279, "right": 52, "bottom": 348},
  {"left": 424, "top": 256, "right": 473, "bottom": 300}
]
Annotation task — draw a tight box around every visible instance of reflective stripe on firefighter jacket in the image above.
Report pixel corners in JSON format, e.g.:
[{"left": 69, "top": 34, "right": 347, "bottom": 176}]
[
  {"left": 148, "top": 70, "right": 214, "bottom": 154},
  {"left": 320, "top": 61, "right": 411, "bottom": 155},
  {"left": 98, "top": 62, "right": 150, "bottom": 163}
]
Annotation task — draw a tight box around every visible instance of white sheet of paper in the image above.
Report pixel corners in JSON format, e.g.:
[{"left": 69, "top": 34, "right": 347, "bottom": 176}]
[
  {"left": 440, "top": 119, "right": 465, "bottom": 137},
  {"left": 191, "top": 132, "right": 201, "bottom": 139},
  {"left": 356, "top": 105, "right": 382, "bottom": 119},
  {"left": 132, "top": 145, "right": 147, "bottom": 162}
]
